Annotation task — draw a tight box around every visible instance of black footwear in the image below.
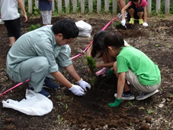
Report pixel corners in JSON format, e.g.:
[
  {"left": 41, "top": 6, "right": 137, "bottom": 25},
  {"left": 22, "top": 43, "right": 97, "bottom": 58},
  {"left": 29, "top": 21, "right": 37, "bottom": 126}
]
[
  {"left": 114, "top": 91, "right": 135, "bottom": 100},
  {"left": 27, "top": 86, "right": 50, "bottom": 98},
  {"left": 43, "top": 77, "right": 60, "bottom": 90}
]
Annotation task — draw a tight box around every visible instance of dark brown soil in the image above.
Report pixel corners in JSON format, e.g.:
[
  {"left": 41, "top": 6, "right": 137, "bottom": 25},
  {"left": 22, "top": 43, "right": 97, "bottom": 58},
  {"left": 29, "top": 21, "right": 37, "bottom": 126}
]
[{"left": 0, "top": 14, "right": 173, "bottom": 130}]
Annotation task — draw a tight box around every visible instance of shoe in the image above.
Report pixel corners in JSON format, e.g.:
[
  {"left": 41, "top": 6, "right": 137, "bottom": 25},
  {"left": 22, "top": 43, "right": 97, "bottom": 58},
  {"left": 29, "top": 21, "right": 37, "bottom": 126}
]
[
  {"left": 114, "top": 91, "right": 135, "bottom": 100},
  {"left": 139, "top": 19, "right": 144, "bottom": 25},
  {"left": 38, "top": 88, "right": 50, "bottom": 98},
  {"left": 117, "top": 12, "right": 127, "bottom": 19},
  {"left": 27, "top": 86, "right": 50, "bottom": 98},
  {"left": 125, "top": 12, "right": 128, "bottom": 18},
  {"left": 136, "top": 89, "right": 159, "bottom": 101},
  {"left": 129, "top": 18, "right": 134, "bottom": 24},
  {"left": 43, "top": 77, "right": 60, "bottom": 90},
  {"left": 95, "top": 67, "right": 108, "bottom": 76}
]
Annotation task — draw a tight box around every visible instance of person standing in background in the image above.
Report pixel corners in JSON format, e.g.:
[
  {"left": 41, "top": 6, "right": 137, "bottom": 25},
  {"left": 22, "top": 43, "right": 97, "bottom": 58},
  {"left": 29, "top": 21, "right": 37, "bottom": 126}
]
[
  {"left": 121, "top": 0, "right": 148, "bottom": 27},
  {"left": 0, "top": 0, "right": 28, "bottom": 46},
  {"left": 39, "top": 0, "right": 52, "bottom": 25},
  {"left": 118, "top": 0, "right": 126, "bottom": 11}
]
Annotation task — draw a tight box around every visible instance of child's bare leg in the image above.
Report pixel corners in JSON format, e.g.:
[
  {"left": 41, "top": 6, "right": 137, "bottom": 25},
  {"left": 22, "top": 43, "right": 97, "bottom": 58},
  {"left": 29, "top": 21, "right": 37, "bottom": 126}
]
[
  {"left": 9, "top": 37, "right": 16, "bottom": 46},
  {"left": 118, "top": 0, "right": 126, "bottom": 10},
  {"left": 128, "top": 8, "right": 135, "bottom": 18},
  {"left": 137, "top": 12, "right": 144, "bottom": 19},
  {"left": 113, "top": 62, "right": 131, "bottom": 92}
]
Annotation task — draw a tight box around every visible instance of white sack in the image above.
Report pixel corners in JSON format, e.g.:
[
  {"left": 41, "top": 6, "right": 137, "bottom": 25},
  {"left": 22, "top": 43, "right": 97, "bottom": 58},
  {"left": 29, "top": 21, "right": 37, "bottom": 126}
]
[
  {"left": 75, "top": 20, "right": 92, "bottom": 37},
  {"left": 2, "top": 89, "right": 53, "bottom": 116},
  {"left": 0, "top": 19, "right": 4, "bottom": 24}
]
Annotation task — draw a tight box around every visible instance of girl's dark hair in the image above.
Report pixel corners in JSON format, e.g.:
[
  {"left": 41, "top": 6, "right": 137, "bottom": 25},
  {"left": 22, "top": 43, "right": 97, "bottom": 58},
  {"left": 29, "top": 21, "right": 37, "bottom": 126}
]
[
  {"left": 51, "top": 18, "right": 79, "bottom": 39},
  {"left": 91, "top": 31, "right": 108, "bottom": 58},
  {"left": 103, "top": 32, "right": 124, "bottom": 50}
]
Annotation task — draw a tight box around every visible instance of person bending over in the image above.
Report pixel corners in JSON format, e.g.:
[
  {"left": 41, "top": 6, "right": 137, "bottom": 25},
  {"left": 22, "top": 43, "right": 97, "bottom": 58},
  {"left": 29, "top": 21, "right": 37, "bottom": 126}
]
[
  {"left": 6, "top": 18, "right": 91, "bottom": 97},
  {"left": 99, "top": 31, "right": 161, "bottom": 107}
]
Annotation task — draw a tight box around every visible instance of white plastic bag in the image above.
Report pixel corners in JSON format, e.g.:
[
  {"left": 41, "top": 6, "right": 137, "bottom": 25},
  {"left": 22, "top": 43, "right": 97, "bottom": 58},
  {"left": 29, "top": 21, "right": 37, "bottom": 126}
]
[
  {"left": 75, "top": 20, "right": 92, "bottom": 37},
  {"left": 2, "top": 89, "right": 53, "bottom": 116},
  {"left": 0, "top": 19, "right": 4, "bottom": 24}
]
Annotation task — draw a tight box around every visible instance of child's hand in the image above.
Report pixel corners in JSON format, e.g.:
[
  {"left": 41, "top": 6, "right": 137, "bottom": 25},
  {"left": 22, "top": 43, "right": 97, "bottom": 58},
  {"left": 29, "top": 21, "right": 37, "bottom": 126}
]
[
  {"left": 143, "top": 22, "right": 148, "bottom": 27},
  {"left": 105, "top": 68, "right": 114, "bottom": 76},
  {"left": 77, "top": 78, "right": 91, "bottom": 91},
  {"left": 69, "top": 84, "right": 85, "bottom": 96},
  {"left": 108, "top": 98, "right": 122, "bottom": 107}
]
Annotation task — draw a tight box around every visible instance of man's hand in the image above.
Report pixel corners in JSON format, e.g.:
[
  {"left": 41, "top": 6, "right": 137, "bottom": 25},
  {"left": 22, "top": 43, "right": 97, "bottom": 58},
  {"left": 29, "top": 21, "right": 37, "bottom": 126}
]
[
  {"left": 78, "top": 79, "right": 91, "bottom": 91},
  {"left": 121, "top": 19, "right": 126, "bottom": 26},
  {"left": 108, "top": 98, "right": 122, "bottom": 107},
  {"left": 69, "top": 84, "right": 85, "bottom": 96}
]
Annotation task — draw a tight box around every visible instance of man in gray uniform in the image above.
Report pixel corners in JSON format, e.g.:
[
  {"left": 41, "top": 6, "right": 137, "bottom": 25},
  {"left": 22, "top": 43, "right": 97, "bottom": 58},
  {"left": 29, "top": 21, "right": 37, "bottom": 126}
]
[{"left": 6, "top": 18, "right": 91, "bottom": 97}]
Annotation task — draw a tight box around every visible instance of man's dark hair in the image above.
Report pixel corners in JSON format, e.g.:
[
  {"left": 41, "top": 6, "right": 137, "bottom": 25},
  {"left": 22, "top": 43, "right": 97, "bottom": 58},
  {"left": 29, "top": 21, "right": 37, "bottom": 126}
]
[{"left": 51, "top": 18, "right": 79, "bottom": 39}]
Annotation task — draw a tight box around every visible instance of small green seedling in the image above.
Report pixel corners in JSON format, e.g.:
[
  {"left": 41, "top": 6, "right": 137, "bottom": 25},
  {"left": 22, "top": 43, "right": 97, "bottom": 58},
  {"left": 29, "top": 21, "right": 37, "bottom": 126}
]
[
  {"left": 86, "top": 56, "right": 97, "bottom": 87},
  {"left": 147, "top": 110, "right": 154, "bottom": 114},
  {"left": 127, "top": 101, "right": 133, "bottom": 106},
  {"left": 115, "top": 22, "right": 121, "bottom": 27},
  {"left": 86, "top": 56, "right": 96, "bottom": 73},
  {"left": 57, "top": 115, "right": 63, "bottom": 122},
  {"left": 65, "top": 104, "right": 68, "bottom": 109},
  {"left": 170, "top": 94, "right": 173, "bottom": 98}
]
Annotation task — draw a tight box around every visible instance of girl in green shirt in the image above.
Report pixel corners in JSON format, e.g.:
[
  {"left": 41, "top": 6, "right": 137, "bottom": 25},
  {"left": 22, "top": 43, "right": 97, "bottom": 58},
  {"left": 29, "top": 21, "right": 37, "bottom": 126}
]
[{"left": 91, "top": 31, "right": 161, "bottom": 107}]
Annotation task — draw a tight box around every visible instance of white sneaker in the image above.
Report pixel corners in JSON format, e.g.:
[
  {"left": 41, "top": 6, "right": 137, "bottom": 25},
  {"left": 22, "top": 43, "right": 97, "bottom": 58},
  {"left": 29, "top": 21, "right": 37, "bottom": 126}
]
[{"left": 136, "top": 89, "right": 159, "bottom": 101}]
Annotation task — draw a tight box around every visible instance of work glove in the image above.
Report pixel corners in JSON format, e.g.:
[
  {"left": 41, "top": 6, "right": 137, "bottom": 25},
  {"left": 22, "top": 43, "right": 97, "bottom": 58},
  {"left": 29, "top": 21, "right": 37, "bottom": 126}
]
[
  {"left": 105, "top": 68, "right": 114, "bottom": 76},
  {"left": 77, "top": 78, "right": 91, "bottom": 91},
  {"left": 69, "top": 84, "right": 85, "bottom": 96},
  {"left": 143, "top": 22, "right": 148, "bottom": 27},
  {"left": 121, "top": 19, "right": 126, "bottom": 26},
  {"left": 108, "top": 97, "right": 122, "bottom": 107}
]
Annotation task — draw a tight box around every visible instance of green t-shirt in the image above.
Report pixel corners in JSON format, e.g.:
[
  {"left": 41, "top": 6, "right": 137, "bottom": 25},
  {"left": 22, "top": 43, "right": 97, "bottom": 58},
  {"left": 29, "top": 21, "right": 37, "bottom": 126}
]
[{"left": 117, "top": 46, "right": 161, "bottom": 86}]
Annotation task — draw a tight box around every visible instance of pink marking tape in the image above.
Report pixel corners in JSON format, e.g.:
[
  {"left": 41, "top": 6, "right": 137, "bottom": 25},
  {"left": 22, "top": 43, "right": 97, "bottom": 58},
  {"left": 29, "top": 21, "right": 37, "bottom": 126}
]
[
  {"left": 0, "top": 17, "right": 118, "bottom": 97},
  {"left": 71, "top": 16, "right": 118, "bottom": 60},
  {"left": 0, "top": 79, "right": 30, "bottom": 97}
]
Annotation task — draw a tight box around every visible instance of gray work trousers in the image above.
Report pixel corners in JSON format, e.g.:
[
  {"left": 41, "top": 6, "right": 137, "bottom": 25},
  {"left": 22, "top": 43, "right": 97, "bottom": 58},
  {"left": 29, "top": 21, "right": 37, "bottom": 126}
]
[{"left": 7, "top": 56, "right": 49, "bottom": 92}]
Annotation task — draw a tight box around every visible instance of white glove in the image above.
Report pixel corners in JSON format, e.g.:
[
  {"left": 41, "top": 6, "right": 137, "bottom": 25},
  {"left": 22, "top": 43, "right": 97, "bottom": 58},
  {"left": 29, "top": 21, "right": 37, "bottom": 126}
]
[
  {"left": 143, "top": 22, "right": 148, "bottom": 27},
  {"left": 69, "top": 84, "right": 85, "bottom": 96},
  {"left": 121, "top": 19, "right": 126, "bottom": 26},
  {"left": 77, "top": 78, "right": 91, "bottom": 91}
]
